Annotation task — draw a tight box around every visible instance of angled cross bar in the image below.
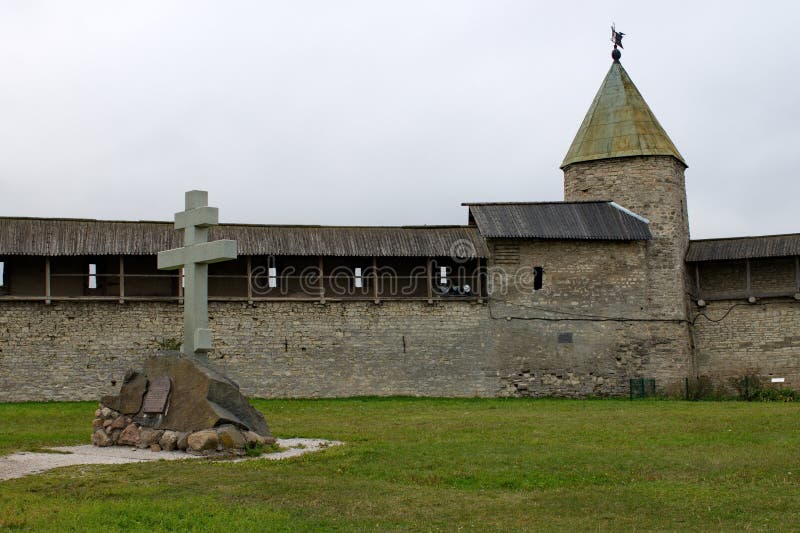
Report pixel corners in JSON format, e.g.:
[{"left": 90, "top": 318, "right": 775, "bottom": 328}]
[
  {"left": 157, "top": 190, "right": 238, "bottom": 357},
  {"left": 174, "top": 206, "right": 219, "bottom": 230}
]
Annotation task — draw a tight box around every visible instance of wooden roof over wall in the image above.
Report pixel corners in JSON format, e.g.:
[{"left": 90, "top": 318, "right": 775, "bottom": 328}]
[
  {"left": 0, "top": 217, "right": 489, "bottom": 258},
  {"left": 687, "top": 234, "right": 800, "bottom": 262}
]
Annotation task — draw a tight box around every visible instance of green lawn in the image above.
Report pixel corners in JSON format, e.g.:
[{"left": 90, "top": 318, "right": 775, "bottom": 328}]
[{"left": 1, "top": 398, "right": 799, "bottom": 531}]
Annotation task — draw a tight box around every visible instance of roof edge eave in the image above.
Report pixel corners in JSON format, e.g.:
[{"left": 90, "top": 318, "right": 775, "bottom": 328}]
[{"left": 560, "top": 151, "right": 688, "bottom": 171}]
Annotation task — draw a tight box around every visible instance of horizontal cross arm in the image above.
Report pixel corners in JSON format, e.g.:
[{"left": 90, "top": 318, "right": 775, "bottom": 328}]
[{"left": 157, "top": 240, "right": 238, "bottom": 270}]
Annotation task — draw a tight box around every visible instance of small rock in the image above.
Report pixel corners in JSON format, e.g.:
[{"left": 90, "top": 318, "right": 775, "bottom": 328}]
[
  {"left": 111, "top": 429, "right": 121, "bottom": 444},
  {"left": 263, "top": 436, "right": 277, "bottom": 445},
  {"left": 217, "top": 424, "right": 246, "bottom": 449},
  {"left": 103, "top": 419, "right": 114, "bottom": 428},
  {"left": 150, "top": 443, "right": 162, "bottom": 452},
  {"left": 92, "top": 418, "right": 104, "bottom": 430},
  {"left": 100, "top": 407, "right": 113, "bottom": 418},
  {"left": 110, "top": 416, "right": 127, "bottom": 430},
  {"left": 187, "top": 430, "right": 218, "bottom": 452},
  {"left": 91, "top": 429, "right": 112, "bottom": 447},
  {"left": 118, "top": 423, "right": 141, "bottom": 446},
  {"left": 94, "top": 408, "right": 102, "bottom": 418},
  {"left": 159, "top": 430, "right": 179, "bottom": 451},
  {"left": 138, "top": 428, "right": 164, "bottom": 449},
  {"left": 176, "top": 432, "right": 190, "bottom": 451},
  {"left": 244, "top": 431, "right": 266, "bottom": 447}
]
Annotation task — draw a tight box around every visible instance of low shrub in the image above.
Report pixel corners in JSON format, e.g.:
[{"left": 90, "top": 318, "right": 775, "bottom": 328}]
[{"left": 750, "top": 387, "right": 799, "bottom": 402}]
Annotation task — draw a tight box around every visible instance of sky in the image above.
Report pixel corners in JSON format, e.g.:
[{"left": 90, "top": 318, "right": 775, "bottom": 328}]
[{"left": 0, "top": 1, "right": 798, "bottom": 239}]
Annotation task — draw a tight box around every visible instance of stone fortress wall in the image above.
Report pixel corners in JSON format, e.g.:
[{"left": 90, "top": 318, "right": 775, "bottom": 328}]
[
  {"left": 690, "top": 257, "right": 800, "bottom": 392},
  {"left": 0, "top": 234, "right": 696, "bottom": 402}
]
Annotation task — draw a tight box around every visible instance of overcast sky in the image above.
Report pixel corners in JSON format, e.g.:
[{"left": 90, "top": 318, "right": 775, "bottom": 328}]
[{"left": 0, "top": 1, "right": 798, "bottom": 239}]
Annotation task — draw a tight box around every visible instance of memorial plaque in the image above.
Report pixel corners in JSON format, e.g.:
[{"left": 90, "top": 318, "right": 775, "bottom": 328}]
[{"left": 142, "top": 376, "right": 172, "bottom": 414}]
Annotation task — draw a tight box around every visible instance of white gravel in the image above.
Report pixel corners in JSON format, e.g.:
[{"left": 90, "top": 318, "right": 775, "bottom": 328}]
[{"left": 0, "top": 438, "right": 342, "bottom": 481}]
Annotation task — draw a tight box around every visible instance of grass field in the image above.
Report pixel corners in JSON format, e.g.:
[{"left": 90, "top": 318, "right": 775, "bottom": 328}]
[{"left": 1, "top": 398, "right": 799, "bottom": 531}]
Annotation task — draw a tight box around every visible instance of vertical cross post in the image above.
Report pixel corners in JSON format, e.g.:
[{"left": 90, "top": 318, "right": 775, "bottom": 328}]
[{"left": 158, "top": 190, "right": 237, "bottom": 357}]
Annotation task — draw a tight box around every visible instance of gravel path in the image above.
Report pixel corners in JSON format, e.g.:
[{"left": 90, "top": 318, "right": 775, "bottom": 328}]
[{"left": 0, "top": 438, "right": 342, "bottom": 481}]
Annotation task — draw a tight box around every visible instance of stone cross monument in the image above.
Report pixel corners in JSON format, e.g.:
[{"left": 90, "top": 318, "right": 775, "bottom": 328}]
[{"left": 158, "top": 190, "right": 237, "bottom": 357}]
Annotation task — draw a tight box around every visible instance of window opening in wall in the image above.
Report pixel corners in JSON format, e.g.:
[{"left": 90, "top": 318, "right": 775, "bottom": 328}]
[
  {"left": 268, "top": 267, "right": 277, "bottom": 288},
  {"left": 440, "top": 266, "right": 448, "bottom": 285},
  {"left": 354, "top": 267, "right": 363, "bottom": 288},
  {"left": 0, "top": 261, "right": 4, "bottom": 287},
  {"left": 88, "top": 263, "right": 97, "bottom": 289},
  {"left": 181, "top": 268, "right": 185, "bottom": 288},
  {"left": 533, "top": 266, "right": 543, "bottom": 291}
]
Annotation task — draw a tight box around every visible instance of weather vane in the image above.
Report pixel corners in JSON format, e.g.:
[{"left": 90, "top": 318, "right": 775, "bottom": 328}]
[{"left": 610, "top": 23, "right": 625, "bottom": 62}]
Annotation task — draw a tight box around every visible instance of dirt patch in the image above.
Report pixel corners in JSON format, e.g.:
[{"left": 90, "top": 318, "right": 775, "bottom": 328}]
[{"left": 0, "top": 438, "right": 342, "bottom": 481}]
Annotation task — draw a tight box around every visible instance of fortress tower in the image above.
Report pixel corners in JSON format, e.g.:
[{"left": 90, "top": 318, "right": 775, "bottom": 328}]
[{"left": 561, "top": 51, "right": 691, "bottom": 322}]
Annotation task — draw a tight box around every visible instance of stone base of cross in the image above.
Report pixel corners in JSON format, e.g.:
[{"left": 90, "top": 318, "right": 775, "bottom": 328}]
[{"left": 158, "top": 190, "right": 237, "bottom": 357}]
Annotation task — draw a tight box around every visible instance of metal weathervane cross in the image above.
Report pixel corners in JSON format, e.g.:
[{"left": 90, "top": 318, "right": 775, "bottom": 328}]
[{"left": 158, "top": 190, "right": 237, "bottom": 357}]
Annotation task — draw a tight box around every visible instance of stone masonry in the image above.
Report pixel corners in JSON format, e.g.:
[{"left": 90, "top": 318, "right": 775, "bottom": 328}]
[{"left": 0, "top": 233, "right": 694, "bottom": 401}]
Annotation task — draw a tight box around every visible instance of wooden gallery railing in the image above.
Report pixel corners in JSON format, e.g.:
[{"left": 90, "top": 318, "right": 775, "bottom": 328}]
[
  {"left": 0, "top": 256, "right": 486, "bottom": 305},
  {"left": 693, "top": 256, "right": 800, "bottom": 303}
]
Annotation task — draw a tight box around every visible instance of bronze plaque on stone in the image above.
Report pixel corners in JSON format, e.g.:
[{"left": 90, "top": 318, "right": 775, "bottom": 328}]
[{"left": 142, "top": 376, "right": 172, "bottom": 414}]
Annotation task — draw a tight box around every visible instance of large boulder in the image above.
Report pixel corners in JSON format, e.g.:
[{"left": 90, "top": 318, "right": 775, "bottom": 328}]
[{"left": 101, "top": 351, "right": 271, "bottom": 437}]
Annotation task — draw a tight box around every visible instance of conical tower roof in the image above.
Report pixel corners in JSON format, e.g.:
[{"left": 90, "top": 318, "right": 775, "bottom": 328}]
[{"left": 561, "top": 60, "right": 685, "bottom": 169}]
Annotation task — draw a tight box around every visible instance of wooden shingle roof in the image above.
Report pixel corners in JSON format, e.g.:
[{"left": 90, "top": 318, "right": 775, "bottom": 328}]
[{"left": 0, "top": 217, "right": 489, "bottom": 258}]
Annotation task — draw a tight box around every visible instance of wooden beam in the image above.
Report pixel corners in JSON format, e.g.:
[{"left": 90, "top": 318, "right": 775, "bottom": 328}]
[
  {"left": 246, "top": 255, "right": 253, "bottom": 304},
  {"left": 476, "top": 259, "right": 483, "bottom": 303},
  {"left": 426, "top": 257, "right": 432, "bottom": 304},
  {"left": 795, "top": 256, "right": 800, "bottom": 292},
  {"left": 118, "top": 256, "right": 125, "bottom": 304},
  {"left": 0, "top": 294, "right": 485, "bottom": 303},
  {"left": 372, "top": 256, "right": 380, "bottom": 304},
  {"left": 319, "top": 256, "right": 325, "bottom": 304},
  {"left": 745, "top": 258, "right": 751, "bottom": 297},
  {"left": 695, "top": 263, "right": 701, "bottom": 299},
  {"left": 45, "top": 257, "right": 51, "bottom": 305}
]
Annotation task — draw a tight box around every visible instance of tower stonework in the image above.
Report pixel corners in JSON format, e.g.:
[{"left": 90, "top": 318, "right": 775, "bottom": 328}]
[
  {"left": 561, "top": 58, "right": 694, "bottom": 384},
  {"left": 564, "top": 156, "right": 689, "bottom": 318}
]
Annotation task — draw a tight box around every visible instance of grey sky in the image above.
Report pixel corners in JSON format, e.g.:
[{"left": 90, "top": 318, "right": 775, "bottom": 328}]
[{"left": 1, "top": 1, "right": 798, "bottom": 239}]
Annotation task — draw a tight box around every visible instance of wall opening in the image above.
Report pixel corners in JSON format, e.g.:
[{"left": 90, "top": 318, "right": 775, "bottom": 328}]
[
  {"left": 0, "top": 261, "right": 4, "bottom": 287},
  {"left": 354, "top": 267, "right": 363, "bottom": 288},
  {"left": 533, "top": 266, "right": 543, "bottom": 290},
  {"left": 88, "top": 263, "right": 97, "bottom": 289}
]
